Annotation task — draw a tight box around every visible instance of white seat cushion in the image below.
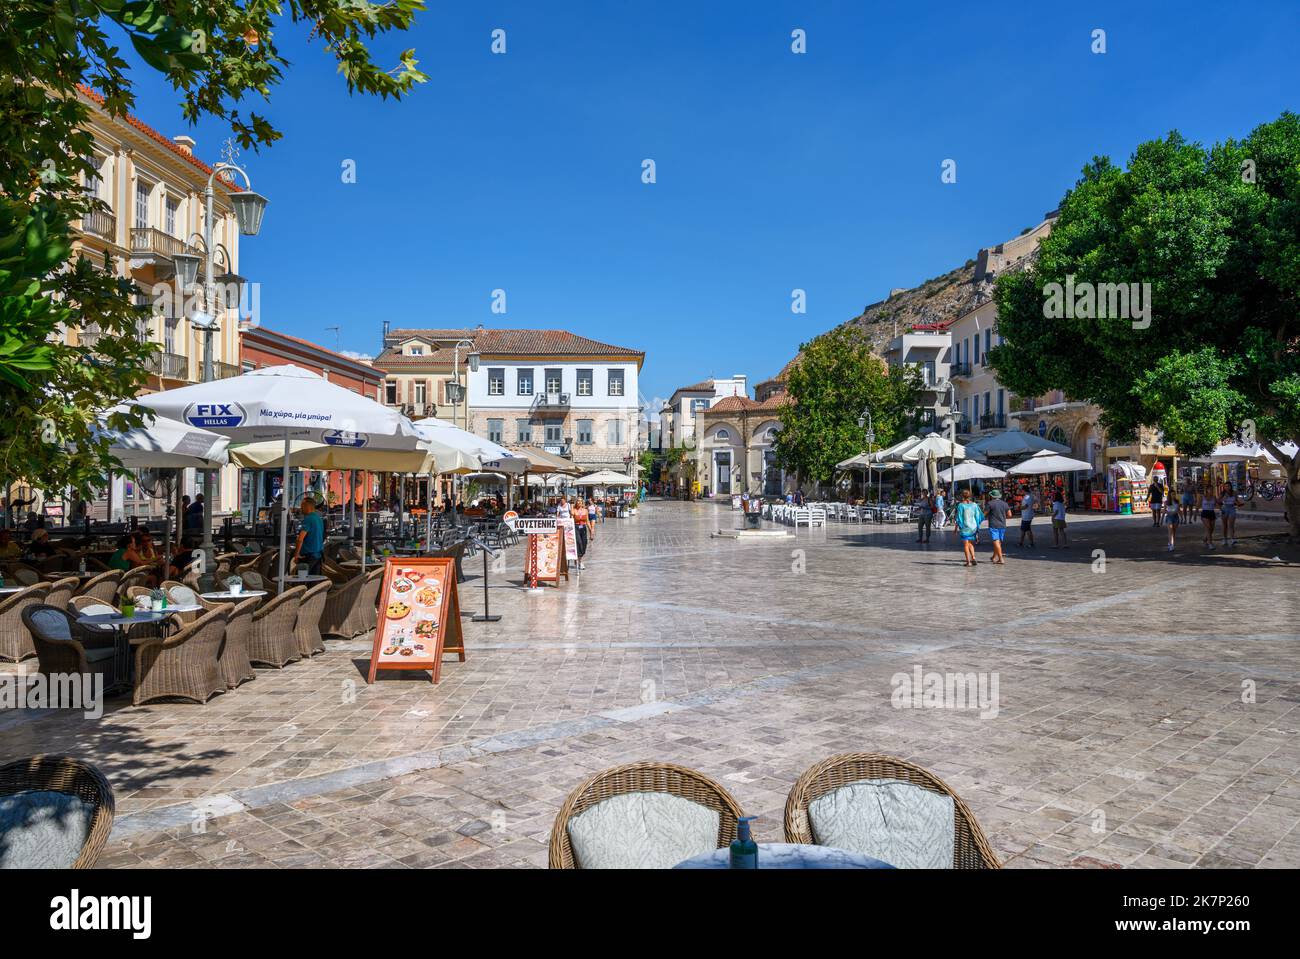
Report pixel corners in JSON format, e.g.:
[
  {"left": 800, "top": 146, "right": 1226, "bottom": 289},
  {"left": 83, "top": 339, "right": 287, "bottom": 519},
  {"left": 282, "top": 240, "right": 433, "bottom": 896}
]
[
  {"left": 79, "top": 603, "right": 116, "bottom": 617},
  {"left": 807, "top": 778, "right": 955, "bottom": 869},
  {"left": 566, "top": 791, "right": 721, "bottom": 869},
  {"left": 0, "top": 790, "right": 95, "bottom": 869},
  {"left": 167, "top": 585, "right": 198, "bottom": 607}
]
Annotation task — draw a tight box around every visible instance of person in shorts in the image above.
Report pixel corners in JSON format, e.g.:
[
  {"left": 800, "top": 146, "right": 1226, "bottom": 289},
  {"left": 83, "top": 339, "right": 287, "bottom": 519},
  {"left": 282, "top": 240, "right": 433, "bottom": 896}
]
[
  {"left": 1165, "top": 492, "right": 1181, "bottom": 551},
  {"left": 984, "top": 489, "right": 1011, "bottom": 564},
  {"left": 954, "top": 489, "right": 984, "bottom": 567},
  {"left": 1051, "top": 492, "right": 1068, "bottom": 548},
  {"left": 1149, "top": 479, "right": 1164, "bottom": 526},
  {"left": 1219, "top": 483, "right": 1238, "bottom": 546},
  {"left": 1018, "top": 488, "right": 1038, "bottom": 548}
]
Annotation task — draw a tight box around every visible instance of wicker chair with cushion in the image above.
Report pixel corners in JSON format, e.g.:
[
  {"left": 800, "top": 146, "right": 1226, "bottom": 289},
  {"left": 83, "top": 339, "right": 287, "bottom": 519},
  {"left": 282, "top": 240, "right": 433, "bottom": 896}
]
[
  {"left": 783, "top": 753, "right": 1000, "bottom": 869},
  {"left": 293, "top": 580, "right": 331, "bottom": 658},
  {"left": 549, "top": 762, "right": 746, "bottom": 869},
  {"left": 247, "top": 586, "right": 304, "bottom": 668},
  {"left": 116, "top": 567, "right": 153, "bottom": 599},
  {"left": 0, "top": 755, "right": 115, "bottom": 868},
  {"left": 131, "top": 606, "right": 231, "bottom": 706},
  {"left": 320, "top": 567, "right": 382, "bottom": 639},
  {"left": 0, "top": 584, "right": 52, "bottom": 663},
  {"left": 240, "top": 571, "right": 266, "bottom": 592},
  {"left": 218, "top": 597, "right": 259, "bottom": 689},
  {"left": 44, "top": 576, "right": 80, "bottom": 610},
  {"left": 5, "top": 564, "right": 42, "bottom": 587},
  {"left": 21, "top": 604, "right": 120, "bottom": 690},
  {"left": 75, "top": 569, "right": 122, "bottom": 603}
]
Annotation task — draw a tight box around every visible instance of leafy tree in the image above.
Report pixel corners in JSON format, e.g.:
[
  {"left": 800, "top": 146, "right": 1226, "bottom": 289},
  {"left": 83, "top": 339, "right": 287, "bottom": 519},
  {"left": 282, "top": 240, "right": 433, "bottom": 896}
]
[
  {"left": 0, "top": 0, "right": 426, "bottom": 502},
  {"left": 990, "top": 113, "right": 1300, "bottom": 537},
  {"left": 773, "top": 325, "right": 919, "bottom": 486}
]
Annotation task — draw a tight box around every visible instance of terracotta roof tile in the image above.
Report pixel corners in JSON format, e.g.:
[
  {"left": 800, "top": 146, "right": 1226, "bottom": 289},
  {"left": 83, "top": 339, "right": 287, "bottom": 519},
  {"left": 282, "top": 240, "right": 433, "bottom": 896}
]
[
  {"left": 77, "top": 84, "right": 242, "bottom": 191},
  {"left": 673, "top": 379, "right": 715, "bottom": 395},
  {"left": 704, "top": 394, "right": 786, "bottom": 414},
  {"left": 388, "top": 328, "right": 643, "bottom": 361}
]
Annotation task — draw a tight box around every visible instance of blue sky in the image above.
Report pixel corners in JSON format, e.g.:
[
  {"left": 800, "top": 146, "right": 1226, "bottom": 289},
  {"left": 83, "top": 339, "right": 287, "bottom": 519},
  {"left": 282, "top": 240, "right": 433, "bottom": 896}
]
[{"left": 120, "top": 1, "right": 1299, "bottom": 409}]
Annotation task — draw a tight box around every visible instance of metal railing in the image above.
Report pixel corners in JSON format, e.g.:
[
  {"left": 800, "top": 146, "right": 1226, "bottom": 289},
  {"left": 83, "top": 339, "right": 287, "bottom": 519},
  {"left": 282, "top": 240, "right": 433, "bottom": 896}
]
[
  {"left": 979, "top": 413, "right": 1007, "bottom": 430},
  {"left": 950, "top": 361, "right": 972, "bottom": 378},
  {"left": 531, "top": 391, "right": 571, "bottom": 412},
  {"left": 145, "top": 351, "right": 189, "bottom": 380}
]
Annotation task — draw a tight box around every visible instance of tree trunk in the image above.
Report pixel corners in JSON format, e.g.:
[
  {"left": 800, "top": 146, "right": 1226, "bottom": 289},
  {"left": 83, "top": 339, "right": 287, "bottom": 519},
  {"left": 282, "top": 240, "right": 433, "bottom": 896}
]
[{"left": 1261, "top": 441, "right": 1300, "bottom": 542}]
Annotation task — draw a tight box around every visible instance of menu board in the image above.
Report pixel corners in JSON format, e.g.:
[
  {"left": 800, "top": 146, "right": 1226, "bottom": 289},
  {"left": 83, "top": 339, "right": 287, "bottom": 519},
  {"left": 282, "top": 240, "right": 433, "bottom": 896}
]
[
  {"left": 367, "top": 557, "right": 465, "bottom": 684},
  {"left": 556, "top": 517, "right": 579, "bottom": 565},
  {"left": 524, "top": 527, "right": 569, "bottom": 585}
]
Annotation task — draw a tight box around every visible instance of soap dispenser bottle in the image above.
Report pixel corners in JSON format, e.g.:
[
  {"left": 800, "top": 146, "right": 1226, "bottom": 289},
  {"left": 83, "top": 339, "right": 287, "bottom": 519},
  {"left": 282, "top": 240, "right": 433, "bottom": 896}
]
[{"left": 729, "top": 815, "right": 758, "bottom": 869}]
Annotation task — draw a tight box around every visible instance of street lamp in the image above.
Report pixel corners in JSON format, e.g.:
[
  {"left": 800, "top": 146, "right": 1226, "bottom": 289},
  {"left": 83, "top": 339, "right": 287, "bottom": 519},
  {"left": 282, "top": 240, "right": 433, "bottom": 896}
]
[
  {"left": 857, "top": 408, "right": 876, "bottom": 500},
  {"left": 449, "top": 338, "right": 476, "bottom": 522},
  {"left": 195, "top": 162, "right": 266, "bottom": 573}
]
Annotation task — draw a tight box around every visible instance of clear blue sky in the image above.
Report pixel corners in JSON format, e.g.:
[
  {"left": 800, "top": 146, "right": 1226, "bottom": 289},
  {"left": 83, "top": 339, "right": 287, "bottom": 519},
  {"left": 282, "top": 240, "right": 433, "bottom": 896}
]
[{"left": 121, "top": 1, "right": 1299, "bottom": 411}]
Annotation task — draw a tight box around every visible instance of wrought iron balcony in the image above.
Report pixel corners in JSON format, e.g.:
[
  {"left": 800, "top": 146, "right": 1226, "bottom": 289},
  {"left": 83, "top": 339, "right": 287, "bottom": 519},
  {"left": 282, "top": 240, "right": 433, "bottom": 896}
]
[
  {"left": 950, "top": 361, "right": 972, "bottom": 378},
  {"left": 979, "top": 413, "right": 1007, "bottom": 430},
  {"left": 531, "top": 391, "right": 571, "bottom": 413}
]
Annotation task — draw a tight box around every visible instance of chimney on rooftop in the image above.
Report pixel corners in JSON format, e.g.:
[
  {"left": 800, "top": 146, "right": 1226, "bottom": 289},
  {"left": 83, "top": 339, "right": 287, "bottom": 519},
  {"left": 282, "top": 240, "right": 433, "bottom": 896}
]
[{"left": 172, "top": 135, "right": 196, "bottom": 156}]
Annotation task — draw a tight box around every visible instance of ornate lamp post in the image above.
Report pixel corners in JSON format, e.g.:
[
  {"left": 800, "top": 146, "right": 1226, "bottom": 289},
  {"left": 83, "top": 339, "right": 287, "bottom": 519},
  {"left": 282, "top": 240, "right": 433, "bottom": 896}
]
[{"left": 186, "top": 152, "right": 267, "bottom": 571}]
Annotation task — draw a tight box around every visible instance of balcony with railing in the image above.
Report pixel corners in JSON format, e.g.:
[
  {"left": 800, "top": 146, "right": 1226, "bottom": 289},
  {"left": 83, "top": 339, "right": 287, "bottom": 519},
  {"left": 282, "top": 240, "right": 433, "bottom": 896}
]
[
  {"left": 145, "top": 350, "right": 189, "bottom": 380},
  {"left": 80, "top": 208, "right": 116, "bottom": 242},
  {"left": 530, "top": 391, "right": 571, "bottom": 413},
  {"left": 979, "top": 413, "right": 1007, "bottom": 430},
  {"left": 130, "top": 227, "right": 198, "bottom": 260},
  {"left": 950, "top": 361, "right": 972, "bottom": 378}
]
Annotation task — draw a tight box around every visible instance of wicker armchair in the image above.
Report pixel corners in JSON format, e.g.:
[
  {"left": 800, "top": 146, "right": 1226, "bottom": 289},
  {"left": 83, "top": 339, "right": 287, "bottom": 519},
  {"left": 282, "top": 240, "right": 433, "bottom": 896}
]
[
  {"left": 21, "top": 604, "right": 120, "bottom": 689},
  {"left": 247, "top": 586, "right": 304, "bottom": 668},
  {"left": 117, "top": 567, "right": 153, "bottom": 598},
  {"left": 4, "top": 564, "right": 42, "bottom": 586},
  {"left": 548, "top": 762, "right": 746, "bottom": 869},
  {"left": 218, "top": 597, "right": 259, "bottom": 688},
  {"left": 76, "top": 569, "right": 122, "bottom": 603},
  {"left": 293, "top": 580, "right": 331, "bottom": 658},
  {"left": 0, "top": 755, "right": 115, "bottom": 868},
  {"left": 131, "top": 606, "right": 230, "bottom": 706},
  {"left": 44, "top": 575, "right": 80, "bottom": 610},
  {"left": 0, "top": 584, "right": 52, "bottom": 663},
  {"left": 783, "top": 753, "right": 1000, "bottom": 869},
  {"left": 320, "top": 567, "right": 382, "bottom": 639}
]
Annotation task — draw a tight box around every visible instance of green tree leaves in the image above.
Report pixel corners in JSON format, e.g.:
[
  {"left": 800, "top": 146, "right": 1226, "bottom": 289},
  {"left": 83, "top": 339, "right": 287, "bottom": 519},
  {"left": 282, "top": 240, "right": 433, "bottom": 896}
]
[{"left": 772, "top": 326, "right": 919, "bottom": 485}]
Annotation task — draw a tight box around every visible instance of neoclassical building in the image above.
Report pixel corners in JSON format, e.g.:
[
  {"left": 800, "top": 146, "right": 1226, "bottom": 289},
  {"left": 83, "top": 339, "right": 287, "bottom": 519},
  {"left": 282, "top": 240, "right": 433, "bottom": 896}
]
[{"left": 692, "top": 394, "right": 787, "bottom": 497}]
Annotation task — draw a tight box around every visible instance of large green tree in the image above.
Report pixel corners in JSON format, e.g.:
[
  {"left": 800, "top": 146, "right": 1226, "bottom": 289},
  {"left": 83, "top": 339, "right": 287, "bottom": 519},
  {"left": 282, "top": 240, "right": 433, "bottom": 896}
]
[
  {"left": 0, "top": 0, "right": 425, "bottom": 503},
  {"left": 773, "top": 325, "right": 919, "bottom": 486},
  {"left": 991, "top": 113, "right": 1300, "bottom": 537}
]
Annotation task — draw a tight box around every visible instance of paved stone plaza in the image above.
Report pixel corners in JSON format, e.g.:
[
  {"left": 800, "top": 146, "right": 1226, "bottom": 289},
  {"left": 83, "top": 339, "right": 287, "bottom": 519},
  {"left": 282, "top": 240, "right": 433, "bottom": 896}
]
[{"left": 2, "top": 500, "right": 1298, "bottom": 868}]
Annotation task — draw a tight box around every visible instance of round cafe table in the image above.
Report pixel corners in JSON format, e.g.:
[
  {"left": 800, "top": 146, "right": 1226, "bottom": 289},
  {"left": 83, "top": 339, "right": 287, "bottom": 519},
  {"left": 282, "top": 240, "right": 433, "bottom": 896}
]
[
  {"left": 200, "top": 589, "right": 268, "bottom": 602},
  {"left": 0, "top": 586, "right": 25, "bottom": 596},
  {"left": 76, "top": 609, "right": 179, "bottom": 694},
  {"left": 673, "top": 843, "right": 895, "bottom": 870}
]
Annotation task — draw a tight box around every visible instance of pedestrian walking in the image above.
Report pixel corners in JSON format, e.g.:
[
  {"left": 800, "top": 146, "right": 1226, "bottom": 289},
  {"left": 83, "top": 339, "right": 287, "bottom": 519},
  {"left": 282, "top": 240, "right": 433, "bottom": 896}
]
[
  {"left": 1165, "top": 492, "right": 1181, "bottom": 550},
  {"left": 1199, "top": 486, "right": 1218, "bottom": 548},
  {"left": 1219, "top": 483, "right": 1239, "bottom": 546},
  {"left": 1180, "top": 483, "right": 1195, "bottom": 524},
  {"left": 1051, "top": 492, "right": 1068, "bottom": 548},
  {"left": 984, "top": 489, "right": 1011, "bottom": 564},
  {"left": 954, "top": 489, "right": 984, "bottom": 567},
  {"left": 1149, "top": 479, "right": 1164, "bottom": 526},
  {"left": 572, "top": 498, "right": 592, "bottom": 570},
  {"left": 1018, "top": 488, "right": 1038, "bottom": 548},
  {"left": 915, "top": 490, "right": 933, "bottom": 543},
  {"left": 933, "top": 487, "right": 947, "bottom": 530}
]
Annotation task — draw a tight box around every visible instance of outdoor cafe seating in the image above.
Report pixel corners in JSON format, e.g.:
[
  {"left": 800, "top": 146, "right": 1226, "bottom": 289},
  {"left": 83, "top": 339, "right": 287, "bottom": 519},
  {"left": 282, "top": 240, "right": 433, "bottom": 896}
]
[
  {"left": 548, "top": 754, "right": 999, "bottom": 870},
  {"left": 0, "top": 755, "right": 115, "bottom": 869}
]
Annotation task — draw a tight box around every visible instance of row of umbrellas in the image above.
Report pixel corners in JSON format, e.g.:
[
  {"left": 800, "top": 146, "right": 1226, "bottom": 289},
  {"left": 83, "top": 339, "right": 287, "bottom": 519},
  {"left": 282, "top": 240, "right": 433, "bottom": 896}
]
[
  {"left": 90, "top": 364, "right": 637, "bottom": 584},
  {"left": 836, "top": 429, "right": 1094, "bottom": 491}
]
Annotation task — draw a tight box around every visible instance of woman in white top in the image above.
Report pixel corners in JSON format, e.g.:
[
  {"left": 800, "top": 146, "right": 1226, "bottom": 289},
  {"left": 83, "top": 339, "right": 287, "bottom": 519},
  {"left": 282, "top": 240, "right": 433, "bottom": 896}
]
[
  {"left": 1198, "top": 487, "right": 1218, "bottom": 548},
  {"left": 1219, "top": 483, "right": 1238, "bottom": 546}
]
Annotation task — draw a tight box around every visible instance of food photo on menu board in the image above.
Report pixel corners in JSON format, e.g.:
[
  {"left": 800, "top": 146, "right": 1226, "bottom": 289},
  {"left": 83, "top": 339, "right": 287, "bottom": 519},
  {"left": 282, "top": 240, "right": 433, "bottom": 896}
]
[{"left": 367, "top": 556, "right": 465, "bottom": 685}]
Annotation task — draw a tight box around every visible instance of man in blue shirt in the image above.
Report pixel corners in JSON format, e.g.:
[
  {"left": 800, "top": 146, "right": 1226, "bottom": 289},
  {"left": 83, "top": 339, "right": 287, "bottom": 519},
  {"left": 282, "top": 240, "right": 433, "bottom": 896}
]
[{"left": 291, "top": 495, "right": 326, "bottom": 575}]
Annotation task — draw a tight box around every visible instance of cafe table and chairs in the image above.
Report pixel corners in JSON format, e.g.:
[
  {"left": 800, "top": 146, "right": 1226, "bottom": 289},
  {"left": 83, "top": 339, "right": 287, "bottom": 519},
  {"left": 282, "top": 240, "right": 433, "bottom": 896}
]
[{"left": 74, "top": 605, "right": 180, "bottom": 694}]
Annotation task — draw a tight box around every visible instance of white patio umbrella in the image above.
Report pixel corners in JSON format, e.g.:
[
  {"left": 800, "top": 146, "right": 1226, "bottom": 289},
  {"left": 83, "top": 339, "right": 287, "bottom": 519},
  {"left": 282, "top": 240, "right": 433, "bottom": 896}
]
[
  {"left": 835, "top": 451, "right": 875, "bottom": 470},
  {"left": 93, "top": 404, "right": 230, "bottom": 469},
  {"left": 901, "top": 432, "right": 966, "bottom": 462},
  {"left": 136, "top": 364, "right": 422, "bottom": 586},
  {"left": 871, "top": 435, "right": 922, "bottom": 463},
  {"left": 938, "top": 461, "right": 1007, "bottom": 483},
  {"left": 915, "top": 451, "right": 930, "bottom": 491},
  {"left": 411, "top": 418, "right": 528, "bottom": 475},
  {"left": 964, "top": 430, "right": 1069, "bottom": 460},
  {"left": 1008, "top": 449, "right": 1094, "bottom": 475},
  {"left": 575, "top": 470, "right": 637, "bottom": 487}
]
